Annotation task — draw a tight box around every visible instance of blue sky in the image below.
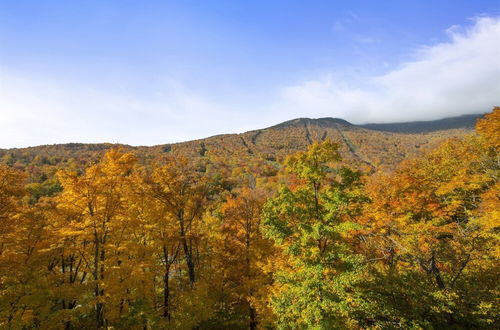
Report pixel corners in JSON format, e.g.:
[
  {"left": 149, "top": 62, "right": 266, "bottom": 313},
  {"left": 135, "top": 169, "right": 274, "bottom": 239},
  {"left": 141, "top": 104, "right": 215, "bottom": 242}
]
[{"left": 0, "top": 1, "right": 499, "bottom": 147}]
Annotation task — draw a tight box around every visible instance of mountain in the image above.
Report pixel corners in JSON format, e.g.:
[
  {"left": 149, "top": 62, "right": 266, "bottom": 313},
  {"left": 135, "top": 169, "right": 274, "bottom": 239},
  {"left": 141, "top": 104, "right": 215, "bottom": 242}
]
[
  {"left": 360, "top": 113, "right": 483, "bottom": 133},
  {"left": 0, "top": 114, "right": 481, "bottom": 174},
  {"left": 162, "top": 114, "right": 477, "bottom": 171},
  {"left": 269, "top": 117, "right": 353, "bottom": 129}
]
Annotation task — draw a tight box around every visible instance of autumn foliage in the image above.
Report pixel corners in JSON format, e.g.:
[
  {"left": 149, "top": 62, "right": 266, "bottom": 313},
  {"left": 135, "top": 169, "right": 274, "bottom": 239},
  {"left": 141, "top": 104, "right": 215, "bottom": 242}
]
[{"left": 0, "top": 108, "right": 498, "bottom": 329}]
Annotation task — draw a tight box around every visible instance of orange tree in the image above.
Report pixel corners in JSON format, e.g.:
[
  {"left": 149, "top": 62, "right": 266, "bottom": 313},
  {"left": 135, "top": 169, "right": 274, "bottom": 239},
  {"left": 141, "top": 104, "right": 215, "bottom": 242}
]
[{"left": 357, "top": 108, "right": 499, "bottom": 328}]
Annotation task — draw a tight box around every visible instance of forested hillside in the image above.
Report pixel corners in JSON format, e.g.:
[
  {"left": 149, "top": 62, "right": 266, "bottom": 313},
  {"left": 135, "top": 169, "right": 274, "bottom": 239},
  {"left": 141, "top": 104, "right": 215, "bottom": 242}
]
[
  {"left": 0, "top": 109, "right": 498, "bottom": 329},
  {"left": 0, "top": 114, "right": 475, "bottom": 182}
]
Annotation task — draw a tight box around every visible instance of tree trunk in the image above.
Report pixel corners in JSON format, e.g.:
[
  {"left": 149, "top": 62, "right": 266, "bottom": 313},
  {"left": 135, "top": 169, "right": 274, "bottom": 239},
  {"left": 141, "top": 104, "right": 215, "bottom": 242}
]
[
  {"left": 182, "top": 236, "right": 196, "bottom": 284},
  {"left": 94, "top": 233, "right": 105, "bottom": 328},
  {"left": 249, "top": 306, "right": 257, "bottom": 330},
  {"left": 246, "top": 220, "right": 257, "bottom": 330},
  {"left": 163, "top": 269, "right": 170, "bottom": 319},
  {"left": 163, "top": 245, "right": 171, "bottom": 320},
  {"left": 178, "top": 210, "right": 195, "bottom": 285},
  {"left": 430, "top": 254, "right": 445, "bottom": 290}
]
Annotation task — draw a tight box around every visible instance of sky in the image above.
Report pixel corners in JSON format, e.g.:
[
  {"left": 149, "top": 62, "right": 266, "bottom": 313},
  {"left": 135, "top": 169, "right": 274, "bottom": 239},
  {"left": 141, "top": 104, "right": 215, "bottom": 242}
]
[{"left": 0, "top": 1, "right": 499, "bottom": 148}]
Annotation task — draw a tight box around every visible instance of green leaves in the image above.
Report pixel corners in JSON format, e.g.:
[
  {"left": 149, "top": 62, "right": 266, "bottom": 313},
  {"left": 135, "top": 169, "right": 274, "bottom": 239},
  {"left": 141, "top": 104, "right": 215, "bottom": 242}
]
[
  {"left": 285, "top": 140, "right": 341, "bottom": 185},
  {"left": 262, "top": 140, "right": 367, "bottom": 329}
]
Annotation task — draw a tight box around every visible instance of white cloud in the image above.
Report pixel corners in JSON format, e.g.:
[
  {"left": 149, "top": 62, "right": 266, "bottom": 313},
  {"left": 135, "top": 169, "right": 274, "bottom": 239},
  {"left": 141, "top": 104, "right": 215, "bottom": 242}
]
[{"left": 273, "top": 16, "right": 500, "bottom": 124}]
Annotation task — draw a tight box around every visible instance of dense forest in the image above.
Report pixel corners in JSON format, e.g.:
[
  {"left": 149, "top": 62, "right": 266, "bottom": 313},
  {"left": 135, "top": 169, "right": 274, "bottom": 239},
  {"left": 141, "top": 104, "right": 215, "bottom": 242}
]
[{"left": 0, "top": 109, "right": 498, "bottom": 329}]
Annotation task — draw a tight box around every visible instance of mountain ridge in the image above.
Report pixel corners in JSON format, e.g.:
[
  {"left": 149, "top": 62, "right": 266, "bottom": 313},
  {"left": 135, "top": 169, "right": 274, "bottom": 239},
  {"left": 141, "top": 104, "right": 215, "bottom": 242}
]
[
  {"left": 359, "top": 113, "right": 483, "bottom": 133},
  {"left": 269, "top": 117, "right": 353, "bottom": 130},
  {"left": 0, "top": 113, "right": 483, "bottom": 174},
  {"left": 0, "top": 113, "right": 483, "bottom": 151}
]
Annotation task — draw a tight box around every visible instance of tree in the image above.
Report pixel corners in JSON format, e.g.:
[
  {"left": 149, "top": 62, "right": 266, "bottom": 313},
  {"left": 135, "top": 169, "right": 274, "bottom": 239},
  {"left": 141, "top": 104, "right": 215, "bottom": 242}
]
[
  {"left": 262, "top": 140, "right": 367, "bottom": 329},
  {"left": 0, "top": 165, "right": 55, "bottom": 328},
  {"left": 56, "top": 149, "right": 140, "bottom": 328},
  {"left": 140, "top": 155, "right": 222, "bottom": 328},
  {"left": 130, "top": 169, "right": 181, "bottom": 324},
  {"left": 144, "top": 156, "right": 213, "bottom": 287},
  {"left": 357, "top": 109, "right": 499, "bottom": 327},
  {"left": 217, "top": 187, "right": 274, "bottom": 329}
]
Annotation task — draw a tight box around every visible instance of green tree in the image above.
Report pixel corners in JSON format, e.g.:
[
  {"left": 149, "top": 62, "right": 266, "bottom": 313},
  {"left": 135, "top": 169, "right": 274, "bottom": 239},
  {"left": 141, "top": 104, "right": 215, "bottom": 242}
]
[{"left": 262, "top": 141, "right": 367, "bottom": 329}]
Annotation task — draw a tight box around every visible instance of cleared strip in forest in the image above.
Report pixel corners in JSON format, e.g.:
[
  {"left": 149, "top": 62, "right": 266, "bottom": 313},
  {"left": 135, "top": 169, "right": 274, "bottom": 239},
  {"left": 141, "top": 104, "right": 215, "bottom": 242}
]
[
  {"left": 251, "top": 130, "right": 262, "bottom": 145},
  {"left": 304, "top": 123, "right": 313, "bottom": 145},
  {"left": 335, "top": 127, "right": 375, "bottom": 170},
  {"left": 240, "top": 136, "right": 253, "bottom": 154}
]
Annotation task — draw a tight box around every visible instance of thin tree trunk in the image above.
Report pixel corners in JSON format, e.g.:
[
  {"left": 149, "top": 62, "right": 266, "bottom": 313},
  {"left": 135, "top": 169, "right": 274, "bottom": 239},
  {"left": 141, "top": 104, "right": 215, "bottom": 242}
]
[
  {"left": 182, "top": 236, "right": 196, "bottom": 284},
  {"left": 249, "top": 306, "right": 257, "bottom": 330},
  {"left": 163, "top": 246, "right": 171, "bottom": 320},
  {"left": 246, "top": 220, "right": 257, "bottom": 330},
  {"left": 94, "top": 234, "right": 102, "bottom": 327},
  {"left": 93, "top": 233, "right": 105, "bottom": 328},
  {"left": 163, "top": 269, "right": 170, "bottom": 319},
  {"left": 178, "top": 210, "right": 196, "bottom": 285}
]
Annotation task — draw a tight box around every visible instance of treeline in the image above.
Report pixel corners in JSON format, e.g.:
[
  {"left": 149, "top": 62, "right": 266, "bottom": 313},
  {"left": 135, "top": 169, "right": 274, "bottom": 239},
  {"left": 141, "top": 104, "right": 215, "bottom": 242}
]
[{"left": 0, "top": 109, "right": 498, "bottom": 329}]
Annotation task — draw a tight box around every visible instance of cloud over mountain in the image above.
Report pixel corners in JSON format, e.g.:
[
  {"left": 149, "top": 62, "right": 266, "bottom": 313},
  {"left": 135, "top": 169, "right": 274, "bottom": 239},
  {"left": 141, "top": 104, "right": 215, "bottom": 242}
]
[{"left": 275, "top": 16, "right": 500, "bottom": 124}]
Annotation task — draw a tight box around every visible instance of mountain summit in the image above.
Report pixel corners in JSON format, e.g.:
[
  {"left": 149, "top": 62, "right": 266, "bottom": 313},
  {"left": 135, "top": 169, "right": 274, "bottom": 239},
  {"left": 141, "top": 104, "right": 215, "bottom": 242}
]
[{"left": 270, "top": 117, "right": 352, "bottom": 129}]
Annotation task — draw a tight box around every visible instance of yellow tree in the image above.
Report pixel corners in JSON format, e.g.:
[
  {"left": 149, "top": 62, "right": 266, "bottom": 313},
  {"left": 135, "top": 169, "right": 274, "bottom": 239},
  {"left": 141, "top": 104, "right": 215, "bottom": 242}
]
[
  {"left": 144, "top": 156, "right": 213, "bottom": 287},
  {"left": 0, "top": 165, "right": 28, "bottom": 327},
  {"left": 0, "top": 165, "right": 25, "bottom": 261},
  {"left": 56, "top": 149, "right": 139, "bottom": 328},
  {"left": 476, "top": 106, "right": 500, "bottom": 148},
  {"left": 140, "top": 155, "right": 223, "bottom": 328},
  {"left": 217, "top": 187, "right": 274, "bottom": 329},
  {"left": 129, "top": 171, "right": 181, "bottom": 323},
  {"left": 0, "top": 165, "right": 53, "bottom": 328}
]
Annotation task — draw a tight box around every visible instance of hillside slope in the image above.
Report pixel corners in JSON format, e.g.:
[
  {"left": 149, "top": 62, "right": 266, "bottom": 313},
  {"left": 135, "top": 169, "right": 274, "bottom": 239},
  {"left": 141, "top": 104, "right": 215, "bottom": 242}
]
[{"left": 0, "top": 114, "right": 479, "bottom": 173}]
